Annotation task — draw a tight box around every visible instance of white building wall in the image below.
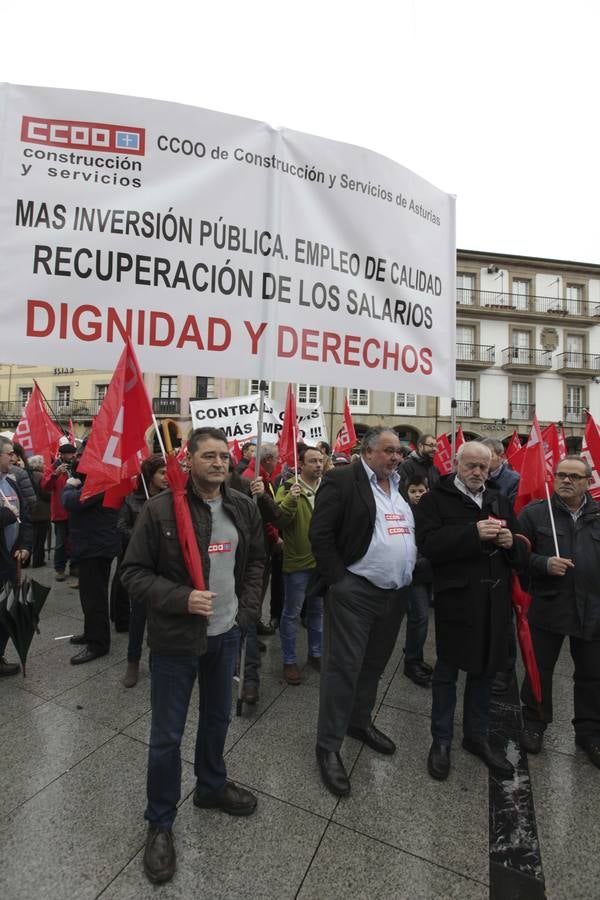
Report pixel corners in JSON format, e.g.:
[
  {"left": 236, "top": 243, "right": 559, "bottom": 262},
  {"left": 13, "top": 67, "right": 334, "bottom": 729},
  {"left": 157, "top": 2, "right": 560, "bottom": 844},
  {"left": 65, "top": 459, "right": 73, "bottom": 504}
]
[
  {"left": 536, "top": 374, "right": 563, "bottom": 422},
  {"left": 479, "top": 371, "right": 507, "bottom": 418}
]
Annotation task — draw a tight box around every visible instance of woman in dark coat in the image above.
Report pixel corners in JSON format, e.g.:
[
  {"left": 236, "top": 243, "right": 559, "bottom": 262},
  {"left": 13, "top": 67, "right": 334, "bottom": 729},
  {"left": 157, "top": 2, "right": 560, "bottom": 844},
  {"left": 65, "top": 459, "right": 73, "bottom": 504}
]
[
  {"left": 119, "top": 455, "right": 168, "bottom": 687},
  {"left": 28, "top": 455, "right": 51, "bottom": 567}
]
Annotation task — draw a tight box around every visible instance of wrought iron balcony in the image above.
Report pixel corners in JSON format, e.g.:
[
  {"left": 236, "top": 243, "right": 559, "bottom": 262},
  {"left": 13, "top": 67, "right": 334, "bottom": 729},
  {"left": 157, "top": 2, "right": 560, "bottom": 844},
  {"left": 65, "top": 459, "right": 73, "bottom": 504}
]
[
  {"left": 455, "top": 400, "right": 479, "bottom": 417},
  {"left": 456, "top": 287, "right": 600, "bottom": 322},
  {"left": 564, "top": 405, "right": 586, "bottom": 424},
  {"left": 501, "top": 347, "right": 553, "bottom": 370},
  {"left": 555, "top": 352, "right": 600, "bottom": 375},
  {"left": 0, "top": 398, "right": 103, "bottom": 421},
  {"left": 152, "top": 397, "right": 181, "bottom": 415},
  {"left": 455, "top": 343, "right": 495, "bottom": 367},
  {"left": 509, "top": 402, "right": 535, "bottom": 421}
]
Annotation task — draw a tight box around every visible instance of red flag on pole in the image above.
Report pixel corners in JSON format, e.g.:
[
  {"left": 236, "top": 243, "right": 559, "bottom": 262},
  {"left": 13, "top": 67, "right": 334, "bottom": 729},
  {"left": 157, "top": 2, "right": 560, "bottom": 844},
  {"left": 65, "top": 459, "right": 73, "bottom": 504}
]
[
  {"left": 278, "top": 384, "right": 300, "bottom": 468},
  {"left": 14, "top": 381, "right": 63, "bottom": 465},
  {"left": 541, "top": 423, "right": 560, "bottom": 481},
  {"left": 333, "top": 396, "right": 357, "bottom": 455},
  {"left": 511, "top": 572, "right": 542, "bottom": 704},
  {"left": 166, "top": 453, "right": 206, "bottom": 590},
  {"left": 514, "top": 415, "right": 550, "bottom": 514},
  {"left": 434, "top": 433, "right": 453, "bottom": 475},
  {"left": 455, "top": 425, "right": 465, "bottom": 453},
  {"left": 67, "top": 419, "right": 75, "bottom": 446},
  {"left": 557, "top": 426, "right": 567, "bottom": 461},
  {"left": 506, "top": 430, "right": 523, "bottom": 468},
  {"left": 581, "top": 411, "right": 600, "bottom": 501},
  {"left": 78, "top": 338, "right": 153, "bottom": 501}
]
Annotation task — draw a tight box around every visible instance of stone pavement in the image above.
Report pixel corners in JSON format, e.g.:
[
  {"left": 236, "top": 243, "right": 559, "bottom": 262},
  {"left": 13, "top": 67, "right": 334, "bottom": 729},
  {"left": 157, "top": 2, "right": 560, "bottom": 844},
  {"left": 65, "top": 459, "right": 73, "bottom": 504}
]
[{"left": 1, "top": 565, "right": 598, "bottom": 899}]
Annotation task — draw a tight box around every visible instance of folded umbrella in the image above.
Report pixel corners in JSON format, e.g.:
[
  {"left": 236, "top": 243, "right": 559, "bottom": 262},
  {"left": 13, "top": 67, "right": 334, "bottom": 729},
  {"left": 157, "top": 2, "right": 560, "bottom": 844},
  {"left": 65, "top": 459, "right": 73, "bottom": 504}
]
[{"left": 0, "top": 571, "right": 51, "bottom": 676}]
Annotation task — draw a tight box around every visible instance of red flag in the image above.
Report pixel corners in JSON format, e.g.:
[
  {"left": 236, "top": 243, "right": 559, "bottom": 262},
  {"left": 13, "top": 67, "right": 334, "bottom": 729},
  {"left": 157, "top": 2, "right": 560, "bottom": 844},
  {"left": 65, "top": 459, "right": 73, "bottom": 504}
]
[
  {"left": 78, "top": 338, "right": 153, "bottom": 500},
  {"left": 434, "top": 433, "right": 453, "bottom": 475},
  {"left": 557, "top": 426, "right": 567, "bottom": 461},
  {"left": 14, "top": 381, "right": 63, "bottom": 465},
  {"left": 166, "top": 453, "right": 206, "bottom": 590},
  {"left": 506, "top": 430, "right": 522, "bottom": 465},
  {"left": 278, "top": 384, "right": 299, "bottom": 467},
  {"left": 228, "top": 439, "right": 242, "bottom": 466},
  {"left": 333, "top": 397, "right": 357, "bottom": 454},
  {"left": 511, "top": 572, "right": 542, "bottom": 704},
  {"left": 514, "top": 415, "right": 549, "bottom": 514},
  {"left": 176, "top": 441, "right": 189, "bottom": 464},
  {"left": 581, "top": 412, "right": 600, "bottom": 501},
  {"left": 541, "top": 423, "right": 560, "bottom": 481},
  {"left": 455, "top": 426, "right": 465, "bottom": 454},
  {"left": 67, "top": 419, "right": 75, "bottom": 446}
]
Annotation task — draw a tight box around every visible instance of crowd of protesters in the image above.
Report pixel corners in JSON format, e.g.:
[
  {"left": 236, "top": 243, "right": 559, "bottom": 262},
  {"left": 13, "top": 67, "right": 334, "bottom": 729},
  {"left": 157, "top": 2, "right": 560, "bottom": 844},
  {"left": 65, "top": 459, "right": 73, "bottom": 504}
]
[{"left": 1, "top": 424, "right": 599, "bottom": 885}]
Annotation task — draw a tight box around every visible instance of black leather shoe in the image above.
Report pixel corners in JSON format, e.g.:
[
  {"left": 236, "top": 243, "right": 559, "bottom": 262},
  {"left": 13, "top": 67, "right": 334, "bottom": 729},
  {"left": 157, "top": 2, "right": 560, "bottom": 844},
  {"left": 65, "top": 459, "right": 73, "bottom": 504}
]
[
  {"left": 193, "top": 780, "right": 257, "bottom": 816},
  {"left": 575, "top": 736, "right": 600, "bottom": 769},
  {"left": 0, "top": 657, "right": 20, "bottom": 677},
  {"left": 428, "top": 741, "right": 450, "bottom": 780},
  {"left": 520, "top": 726, "right": 543, "bottom": 754},
  {"left": 404, "top": 663, "right": 432, "bottom": 688},
  {"left": 256, "top": 620, "right": 276, "bottom": 636},
  {"left": 70, "top": 646, "right": 107, "bottom": 666},
  {"left": 316, "top": 745, "right": 350, "bottom": 796},
  {"left": 69, "top": 633, "right": 87, "bottom": 645},
  {"left": 462, "top": 736, "right": 514, "bottom": 777},
  {"left": 347, "top": 722, "right": 396, "bottom": 755},
  {"left": 143, "top": 825, "right": 176, "bottom": 884},
  {"left": 242, "top": 683, "right": 259, "bottom": 705},
  {"left": 491, "top": 671, "right": 513, "bottom": 695}
]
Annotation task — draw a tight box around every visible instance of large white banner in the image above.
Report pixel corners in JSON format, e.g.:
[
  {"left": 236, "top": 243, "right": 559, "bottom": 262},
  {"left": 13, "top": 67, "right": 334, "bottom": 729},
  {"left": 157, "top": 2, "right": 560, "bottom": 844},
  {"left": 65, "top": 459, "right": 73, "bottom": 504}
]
[
  {"left": 189, "top": 394, "right": 328, "bottom": 444},
  {"left": 0, "top": 83, "right": 456, "bottom": 394}
]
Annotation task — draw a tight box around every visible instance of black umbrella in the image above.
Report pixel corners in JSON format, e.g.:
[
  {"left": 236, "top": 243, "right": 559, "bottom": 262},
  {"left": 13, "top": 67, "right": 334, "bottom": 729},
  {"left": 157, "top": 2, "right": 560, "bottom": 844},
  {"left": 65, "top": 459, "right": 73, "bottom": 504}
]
[{"left": 0, "top": 574, "right": 50, "bottom": 676}]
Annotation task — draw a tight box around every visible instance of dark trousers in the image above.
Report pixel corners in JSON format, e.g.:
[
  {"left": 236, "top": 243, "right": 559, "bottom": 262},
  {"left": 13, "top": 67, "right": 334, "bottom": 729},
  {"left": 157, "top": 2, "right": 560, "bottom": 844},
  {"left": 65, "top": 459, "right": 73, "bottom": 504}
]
[
  {"left": 431, "top": 658, "right": 492, "bottom": 745},
  {"left": 317, "top": 571, "right": 408, "bottom": 751},
  {"left": 146, "top": 625, "right": 240, "bottom": 827},
  {"left": 79, "top": 557, "right": 112, "bottom": 653},
  {"left": 521, "top": 625, "right": 600, "bottom": 739},
  {"left": 404, "top": 583, "right": 431, "bottom": 664},
  {"left": 32, "top": 521, "right": 49, "bottom": 567},
  {"left": 269, "top": 548, "right": 284, "bottom": 622},
  {"left": 53, "top": 520, "right": 70, "bottom": 573},
  {"left": 127, "top": 596, "right": 147, "bottom": 662}
]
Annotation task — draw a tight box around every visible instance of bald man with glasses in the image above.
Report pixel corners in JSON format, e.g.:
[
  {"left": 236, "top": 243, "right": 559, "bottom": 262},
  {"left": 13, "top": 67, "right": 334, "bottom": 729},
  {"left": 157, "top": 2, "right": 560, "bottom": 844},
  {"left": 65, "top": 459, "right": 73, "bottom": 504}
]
[{"left": 517, "top": 455, "right": 600, "bottom": 769}]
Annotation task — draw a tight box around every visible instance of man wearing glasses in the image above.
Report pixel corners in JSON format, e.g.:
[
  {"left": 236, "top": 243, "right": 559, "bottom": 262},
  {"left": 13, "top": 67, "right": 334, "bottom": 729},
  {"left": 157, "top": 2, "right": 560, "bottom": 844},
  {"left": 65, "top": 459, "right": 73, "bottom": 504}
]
[
  {"left": 517, "top": 456, "right": 600, "bottom": 769},
  {"left": 310, "top": 427, "right": 416, "bottom": 796},
  {"left": 0, "top": 436, "right": 32, "bottom": 675},
  {"left": 398, "top": 433, "right": 441, "bottom": 489}
]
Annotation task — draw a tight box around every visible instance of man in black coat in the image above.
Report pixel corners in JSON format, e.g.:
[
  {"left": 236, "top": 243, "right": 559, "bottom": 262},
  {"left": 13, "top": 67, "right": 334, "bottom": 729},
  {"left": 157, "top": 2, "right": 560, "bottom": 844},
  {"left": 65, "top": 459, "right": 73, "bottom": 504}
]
[
  {"left": 518, "top": 455, "right": 600, "bottom": 769},
  {"left": 309, "top": 426, "right": 415, "bottom": 796},
  {"left": 415, "top": 441, "right": 526, "bottom": 780},
  {"left": 120, "top": 427, "right": 265, "bottom": 885}
]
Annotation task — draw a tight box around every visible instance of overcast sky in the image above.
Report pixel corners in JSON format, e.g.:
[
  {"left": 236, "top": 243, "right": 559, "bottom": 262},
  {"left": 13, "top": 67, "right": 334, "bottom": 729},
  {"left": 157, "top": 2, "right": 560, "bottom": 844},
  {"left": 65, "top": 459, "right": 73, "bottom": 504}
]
[{"left": 4, "top": 0, "right": 598, "bottom": 264}]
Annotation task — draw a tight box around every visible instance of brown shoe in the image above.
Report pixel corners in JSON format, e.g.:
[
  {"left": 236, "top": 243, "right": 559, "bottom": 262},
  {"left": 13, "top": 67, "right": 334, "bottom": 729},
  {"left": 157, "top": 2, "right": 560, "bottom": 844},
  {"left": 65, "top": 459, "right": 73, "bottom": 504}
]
[
  {"left": 307, "top": 655, "right": 321, "bottom": 672},
  {"left": 123, "top": 661, "right": 139, "bottom": 688},
  {"left": 283, "top": 663, "right": 301, "bottom": 685}
]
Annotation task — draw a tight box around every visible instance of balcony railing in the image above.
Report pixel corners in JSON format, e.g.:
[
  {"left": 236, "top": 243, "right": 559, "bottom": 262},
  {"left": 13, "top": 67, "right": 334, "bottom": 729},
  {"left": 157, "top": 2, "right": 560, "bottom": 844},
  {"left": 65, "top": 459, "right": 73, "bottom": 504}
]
[
  {"left": 456, "top": 287, "right": 600, "bottom": 319},
  {"left": 152, "top": 397, "right": 181, "bottom": 415},
  {"left": 455, "top": 343, "right": 495, "bottom": 365},
  {"left": 501, "top": 347, "right": 552, "bottom": 368},
  {"left": 564, "top": 406, "right": 586, "bottom": 424},
  {"left": 555, "top": 352, "right": 600, "bottom": 373},
  {"left": 455, "top": 400, "right": 479, "bottom": 417},
  {"left": 509, "top": 402, "right": 536, "bottom": 421},
  {"left": 0, "top": 398, "right": 103, "bottom": 420}
]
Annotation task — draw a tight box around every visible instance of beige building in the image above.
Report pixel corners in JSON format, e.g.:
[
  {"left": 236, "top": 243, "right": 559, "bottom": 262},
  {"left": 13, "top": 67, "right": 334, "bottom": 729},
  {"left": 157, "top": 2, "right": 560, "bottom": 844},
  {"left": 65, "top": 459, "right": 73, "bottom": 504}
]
[{"left": 2, "top": 249, "right": 599, "bottom": 451}]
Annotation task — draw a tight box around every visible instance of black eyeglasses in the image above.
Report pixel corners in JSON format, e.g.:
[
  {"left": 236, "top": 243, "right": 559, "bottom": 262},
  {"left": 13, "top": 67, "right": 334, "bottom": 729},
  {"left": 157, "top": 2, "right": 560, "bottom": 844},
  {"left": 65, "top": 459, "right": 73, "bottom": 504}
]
[{"left": 555, "top": 472, "right": 588, "bottom": 482}]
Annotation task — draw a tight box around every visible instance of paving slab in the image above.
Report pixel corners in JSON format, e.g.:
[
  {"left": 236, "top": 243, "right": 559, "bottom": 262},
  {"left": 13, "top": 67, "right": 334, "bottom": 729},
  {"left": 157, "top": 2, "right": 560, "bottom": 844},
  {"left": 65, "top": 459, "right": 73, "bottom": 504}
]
[
  {"left": 0, "top": 676, "right": 48, "bottom": 725},
  {"left": 299, "top": 822, "right": 488, "bottom": 900}
]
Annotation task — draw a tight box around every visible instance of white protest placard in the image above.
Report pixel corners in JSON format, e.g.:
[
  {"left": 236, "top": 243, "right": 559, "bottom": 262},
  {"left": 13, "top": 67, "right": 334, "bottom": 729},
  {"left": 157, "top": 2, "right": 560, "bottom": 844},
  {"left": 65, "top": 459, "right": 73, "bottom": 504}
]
[
  {"left": 189, "top": 394, "right": 327, "bottom": 444},
  {"left": 0, "top": 83, "right": 456, "bottom": 395}
]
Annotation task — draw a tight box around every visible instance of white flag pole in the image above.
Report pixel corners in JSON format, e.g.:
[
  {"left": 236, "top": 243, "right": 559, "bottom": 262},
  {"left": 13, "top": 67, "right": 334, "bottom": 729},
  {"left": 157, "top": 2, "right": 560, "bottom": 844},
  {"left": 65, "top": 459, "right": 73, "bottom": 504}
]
[{"left": 544, "top": 481, "right": 560, "bottom": 558}]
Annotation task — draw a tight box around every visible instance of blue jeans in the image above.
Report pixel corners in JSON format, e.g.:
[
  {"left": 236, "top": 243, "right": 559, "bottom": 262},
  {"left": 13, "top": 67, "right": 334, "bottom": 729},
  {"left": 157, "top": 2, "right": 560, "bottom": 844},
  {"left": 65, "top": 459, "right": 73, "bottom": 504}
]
[
  {"left": 280, "top": 570, "right": 323, "bottom": 664},
  {"left": 127, "top": 596, "right": 147, "bottom": 663},
  {"left": 146, "top": 625, "right": 240, "bottom": 828},
  {"left": 431, "top": 658, "right": 492, "bottom": 746},
  {"left": 404, "top": 584, "right": 431, "bottom": 663}
]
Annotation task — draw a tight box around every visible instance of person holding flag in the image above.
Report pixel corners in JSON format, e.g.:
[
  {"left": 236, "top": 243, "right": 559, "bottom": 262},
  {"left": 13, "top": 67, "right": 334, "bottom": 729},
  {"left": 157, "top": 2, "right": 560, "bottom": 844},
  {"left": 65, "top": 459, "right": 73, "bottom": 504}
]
[{"left": 517, "top": 455, "right": 600, "bottom": 769}]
